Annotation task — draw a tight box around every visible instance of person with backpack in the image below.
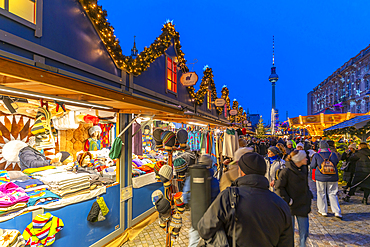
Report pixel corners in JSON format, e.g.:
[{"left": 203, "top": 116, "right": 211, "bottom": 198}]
[
  {"left": 276, "top": 150, "right": 313, "bottom": 247},
  {"left": 310, "top": 141, "right": 342, "bottom": 219},
  {"left": 197, "top": 152, "right": 294, "bottom": 247},
  {"left": 343, "top": 142, "right": 370, "bottom": 205}
]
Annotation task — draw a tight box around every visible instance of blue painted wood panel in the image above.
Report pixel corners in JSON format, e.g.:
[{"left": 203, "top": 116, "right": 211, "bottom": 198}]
[{"left": 132, "top": 183, "right": 163, "bottom": 219}]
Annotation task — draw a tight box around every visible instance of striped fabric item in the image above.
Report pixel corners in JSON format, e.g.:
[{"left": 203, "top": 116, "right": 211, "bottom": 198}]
[
  {"left": 0, "top": 170, "right": 10, "bottom": 184},
  {"left": 23, "top": 213, "right": 64, "bottom": 247}
]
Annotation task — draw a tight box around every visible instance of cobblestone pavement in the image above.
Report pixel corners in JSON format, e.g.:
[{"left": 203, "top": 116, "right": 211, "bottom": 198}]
[{"left": 122, "top": 179, "right": 370, "bottom": 247}]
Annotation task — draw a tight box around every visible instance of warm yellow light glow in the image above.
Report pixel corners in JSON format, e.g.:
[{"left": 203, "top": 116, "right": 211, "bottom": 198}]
[{"left": 9, "top": 0, "right": 36, "bottom": 24}]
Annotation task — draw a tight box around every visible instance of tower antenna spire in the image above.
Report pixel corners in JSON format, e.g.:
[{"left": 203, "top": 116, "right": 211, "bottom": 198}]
[{"left": 272, "top": 35, "right": 275, "bottom": 66}]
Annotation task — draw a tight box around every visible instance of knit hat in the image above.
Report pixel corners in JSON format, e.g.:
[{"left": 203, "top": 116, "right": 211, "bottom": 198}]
[
  {"left": 3, "top": 141, "right": 28, "bottom": 163},
  {"left": 174, "top": 192, "right": 185, "bottom": 213},
  {"left": 296, "top": 143, "right": 304, "bottom": 149},
  {"left": 349, "top": 143, "right": 357, "bottom": 149},
  {"left": 287, "top": 140, "right": 293, "bottom": 145},
  {"left": 89, "top": 126, "right": 102, "bottom": 136},
  {"left": 238, "top": 152, "right": 266, "bottom": 176},
  {"left": 159, "top": 165, "right": 173, "bottom": 183},
  {"left": 154, "top": 161, "right": 166, "bottom": 174},
  {"left": 197, "top": 154, "right": 213, "bottom": 167},
  {"left": 170, "top": 213, "right": 182, "bottom": 237},
  {"left": 319, "top": 140, "right": 329, "bottom": 149},
  {"left": 144, "top": 125, "right": 150, "bottom": 130},
  {"left": 176, "top": 129, "right": 188, "bottom": 149},
  {"left": 234, "top": 147, "right": 253, "bottom": 161},
  {"left": 173, "top": 158, "right": 188, "bottom": 173},
  {"left": 161, "top": 131, "right": 176, "bottom": 150},
  {"left": 155, "top": 197, "right": 171, "bottom": 216},
  {"left": 291, "top": 150, "right": 307, "bottom": 163},
  {"left": 268, "top": 146, "right": 281, "bottom": 156},
  {"left": 153, "top": 128, "right": 164, "bottom": 146},
  {"left": 151, "top": 190, "right": 164, "bottom": 205}
]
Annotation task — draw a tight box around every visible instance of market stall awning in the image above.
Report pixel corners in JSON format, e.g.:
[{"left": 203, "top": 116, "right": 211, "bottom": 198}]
[
  {"left": 324, "top": 115, "right": 370, "bottom": 131},
  {"left": 0, "top": 56, "right": 230, "bottom": 127}
]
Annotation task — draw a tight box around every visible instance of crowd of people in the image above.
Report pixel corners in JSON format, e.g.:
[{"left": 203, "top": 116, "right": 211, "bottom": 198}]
[{"left": 182, "top": 135, "right": 370, "bottom": 247}]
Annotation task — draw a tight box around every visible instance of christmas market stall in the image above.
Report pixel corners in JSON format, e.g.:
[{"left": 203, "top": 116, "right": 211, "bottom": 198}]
[
  {"left": 288, "top": 108, "right": 365, "bottom": 138},
  {"left": 324, "top": 114, "right": 370, "bottom": 141}
]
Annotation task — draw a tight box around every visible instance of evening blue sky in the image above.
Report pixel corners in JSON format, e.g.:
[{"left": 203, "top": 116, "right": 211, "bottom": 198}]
[{"left": 99, "top": 0, "right": 370, "bottom": 123}]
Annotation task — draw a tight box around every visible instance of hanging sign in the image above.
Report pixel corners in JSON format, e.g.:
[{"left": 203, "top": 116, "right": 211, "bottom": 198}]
[
  {"left": 243, "top": 120, "right": 247, "bottom": 124},
  {"left": 180, "top": 72, "right": 198, "bottom": 86},
  {"left": 214, "top": 98, "right": 226, "bottom": 107},
  {"left": 229, "top": 109, "right": 238, "bottom": 116}
]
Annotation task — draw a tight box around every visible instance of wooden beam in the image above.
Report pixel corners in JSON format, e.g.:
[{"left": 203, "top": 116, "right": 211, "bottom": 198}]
[{"left": 0, "top": 57, "right": 184, "bottom": 115}]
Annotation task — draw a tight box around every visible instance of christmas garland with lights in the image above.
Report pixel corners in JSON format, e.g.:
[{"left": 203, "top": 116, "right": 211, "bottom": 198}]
[
  {"left": 79, "top": 0, "right": 187, "bottom": 75},
  {"left": 80, "top": 0, "right": 240, "bottom": 118},
  {"left": 324, "top": 121, "right": 370, "bottom": 138},
  {"left": 187, "top": 68, "right": 224, "bottom": 115}
]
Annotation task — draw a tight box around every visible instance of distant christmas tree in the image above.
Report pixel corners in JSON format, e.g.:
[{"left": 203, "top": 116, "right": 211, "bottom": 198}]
[{"left": 256, "top": 117, "right": 266, "bottom": 139}]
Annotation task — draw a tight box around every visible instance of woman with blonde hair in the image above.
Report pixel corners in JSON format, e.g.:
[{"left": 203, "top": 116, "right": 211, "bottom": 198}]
[
  {"left": 276, "top": 143, "right": 287, "bottom": 159},
  {"left": 276, "top": 150, "right": 313, "bottom": 247}
]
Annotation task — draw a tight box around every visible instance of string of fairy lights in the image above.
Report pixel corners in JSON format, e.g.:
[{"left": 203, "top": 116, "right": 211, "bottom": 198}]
[{"left": 80, "top": 0, "right": 246, "bottom": 123}]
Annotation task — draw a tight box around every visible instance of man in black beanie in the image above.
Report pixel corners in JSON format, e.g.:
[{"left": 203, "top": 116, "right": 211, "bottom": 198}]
[{"left": 198, "top": 152, "right": 293, "bottom": 246}]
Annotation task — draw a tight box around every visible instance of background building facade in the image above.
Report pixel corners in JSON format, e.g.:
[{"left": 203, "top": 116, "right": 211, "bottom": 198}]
[{"left": 308, "top": 44, "right": 370, "bottom": 115}]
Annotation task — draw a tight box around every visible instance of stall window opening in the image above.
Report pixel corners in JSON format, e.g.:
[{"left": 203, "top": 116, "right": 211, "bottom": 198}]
[
  {"left": 167, "top": 57, "right": 177, "bottom": 93},
  {"left": 0, "top": 0, "right": 36, "bottom": 24}
]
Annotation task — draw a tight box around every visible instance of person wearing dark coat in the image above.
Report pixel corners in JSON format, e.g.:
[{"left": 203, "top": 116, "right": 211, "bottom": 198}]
[
  {"left": 248, "top": 139, "right": 260, "bottom": 154},
  {"left": 259, "top": 141, "right": 268, "bottom": 156},
  {"left": 286, "top": 140, "right": 295, "bottom": 155},
  {"left": 344, "top": 143, "right": 370, "bottom": 205},
  {"left": 340, "top": 143, "right": 357, "bottom": 192},
  {"left": 276, "top": 150, "right": 313, "bottom": 247},
  {"left": 296, "top": 143, "right": 311, "bottom": 167},
  {"left": 197, "top": 152, "right": 293, "bottom": 247}
]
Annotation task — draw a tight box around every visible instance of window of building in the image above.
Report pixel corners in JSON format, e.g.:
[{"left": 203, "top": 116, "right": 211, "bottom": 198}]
[
  {"left": 0, "top": 0, "right": 36, "bottom": 24},
  {"left": 367, "top": 102, "right": 370, "bottom": 112},
  {"left": 348, "top": 83, "right": 351, "bottom": 96},
  {"left": 167, "top": 57, "right": 177, "bottom": 93},
  {"left": 366, "top": 79, "right": 369, "bottom": 91},
  {"left": 207, "top": 89, "right": 211, "bottom": 110},
  {"left": 357, "top": 105, "right": 361, "bottom": 113}
]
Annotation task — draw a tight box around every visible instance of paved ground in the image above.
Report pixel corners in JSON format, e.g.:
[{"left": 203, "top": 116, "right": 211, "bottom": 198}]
[{"left": 122, "top": 180, "right": 370, "bottom": 247}]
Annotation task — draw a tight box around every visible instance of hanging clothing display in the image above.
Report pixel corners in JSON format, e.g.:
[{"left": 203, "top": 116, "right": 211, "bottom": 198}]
[
  {"left": 98, "top": 123, "right": 114, "bottom": 148},
  {"left": 132, "top": 123, "right": 143, "bottom": 156},
  {"left": 187, "top": 131, "right": 201, "bottom": 151},
  {"left": 222, "top": 128, "right": 239, "bottom": 159}
]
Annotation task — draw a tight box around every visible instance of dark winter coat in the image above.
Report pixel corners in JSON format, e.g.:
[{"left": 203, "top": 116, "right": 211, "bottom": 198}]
[
  {"left": 286, "top": 147, "right": 295, "bottom": 155},
  {"left": 275, "top": 161, "right": 313, "bottom": 217},
  {"left": 19, "top": 146, "right": 51, "bottom": 171},
  {"left": 248, "top": 143, "right": 260, "bottom": 154},
  {"left": 351, "top": 148, "right": 370, "bottom": 190},
  {"left": 197, "top": 174, "right": 293, "bottom": 247},
  {"left": 341, "top": 150, "right": 357, "bottom": 173},
  {"left": 310, "top": 151, "right": 339, "bottom": 182},
  {"left": 259, "top": 143, "right": 267, "bottom": 156}
]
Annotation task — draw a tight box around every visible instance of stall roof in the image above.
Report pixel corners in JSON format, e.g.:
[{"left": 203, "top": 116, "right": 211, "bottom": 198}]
[
  {"left": 0, "top": 56, "right": 229, "bottom": 127},
  {"left": 324, "top": 115, "right": 370, "bottom": 131}
]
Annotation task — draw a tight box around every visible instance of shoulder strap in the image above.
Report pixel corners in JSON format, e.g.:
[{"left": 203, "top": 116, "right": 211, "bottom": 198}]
[
  {"left": 318, "top": 153, "right": 324, "bottom": 160},
  {"left": 228, "top": 187, "right": 238, "bottom": 247},
  {"left": 329, "top": 153, "right": 332, "bottom": 159}
]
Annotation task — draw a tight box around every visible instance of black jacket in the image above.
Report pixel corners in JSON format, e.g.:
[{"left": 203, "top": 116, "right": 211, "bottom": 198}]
[
  {"left": 341, "top": 150, "right": 357, "bottom": 173},
  {"left": 259, "top": 143, "right": 267, "bottom": 156},
  {"left": 351, "top": 148, "right": 370, "bottom": 189},
  {"left": 275, "top": 161, "right": 313, "bottom": 217},
  {"left": 197, "top": 174, "right": 293, "bottom": 247},
  {"left": 19, "top": 146, "right": 51, "bottom": 171}
]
